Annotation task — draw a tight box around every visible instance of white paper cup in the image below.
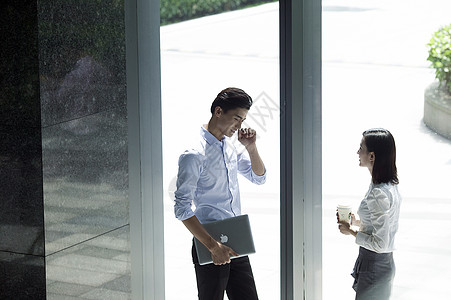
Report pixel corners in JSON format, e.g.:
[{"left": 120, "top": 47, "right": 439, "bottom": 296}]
[{"left": 337, "top": 205, "right": 352, "bottom": 223}]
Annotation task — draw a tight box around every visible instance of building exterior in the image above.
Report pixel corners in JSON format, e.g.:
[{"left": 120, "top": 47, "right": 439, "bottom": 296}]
[{"left": 0, "top": 0, "right": 321, "bottom": 299}]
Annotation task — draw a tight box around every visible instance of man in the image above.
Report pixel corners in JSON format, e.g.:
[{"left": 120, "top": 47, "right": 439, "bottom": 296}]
[{"left": 174, "top": 87, "right": 266, "bottom": 300}]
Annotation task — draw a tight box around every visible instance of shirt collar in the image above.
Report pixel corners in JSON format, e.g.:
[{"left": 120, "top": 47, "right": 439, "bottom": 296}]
[{"left": 200, "top": 126, "right": 225, "bottom": 145}]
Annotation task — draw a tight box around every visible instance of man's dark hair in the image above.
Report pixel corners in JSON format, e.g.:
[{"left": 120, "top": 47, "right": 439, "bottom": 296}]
[
  {"left": 363, "top": 128, "right": 399, "bottom": 185},
  {"left": 210, "top": 87, "right": 253, "bottom": 114}
]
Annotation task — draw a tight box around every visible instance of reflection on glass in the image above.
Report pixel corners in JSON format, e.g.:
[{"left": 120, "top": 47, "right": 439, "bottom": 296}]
[{"left": 37, "top": 0, "right": 130, "bottom": 298}]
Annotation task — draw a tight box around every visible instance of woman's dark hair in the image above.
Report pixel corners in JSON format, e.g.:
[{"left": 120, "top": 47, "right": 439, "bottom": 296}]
[
  {"left": 210, "top": 87, "right": 253, "bottom": 114},
  {"left": 363, "top": 128, "right": 399, "bottom": 185}
]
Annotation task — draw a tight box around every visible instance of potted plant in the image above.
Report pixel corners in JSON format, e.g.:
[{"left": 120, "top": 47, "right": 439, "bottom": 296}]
[{"left": 424, "top": 24, "right": 451, "bottom": 139}]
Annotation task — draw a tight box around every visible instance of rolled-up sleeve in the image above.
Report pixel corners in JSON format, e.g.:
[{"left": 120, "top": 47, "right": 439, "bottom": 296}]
[
  {"left": 237, "top": 152, "right": 266, "bottom": 185},
  {"left": 174, "top": 152, "right": 202, "bottom": 221},
  {"left": 355, "top": 188, "right": 391, "bottom": 252}
]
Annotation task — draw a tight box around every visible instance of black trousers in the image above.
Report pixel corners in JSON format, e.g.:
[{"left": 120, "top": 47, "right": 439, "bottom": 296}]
[
  {"left": 192, "top": 243, "right": 259, "bottom": 300},
  {"left": 352, "top": 247, "right": 396, "bottom": 300}
]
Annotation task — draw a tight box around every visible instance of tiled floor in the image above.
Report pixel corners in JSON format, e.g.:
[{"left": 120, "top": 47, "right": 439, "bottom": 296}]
[{"left": 46, "top": 227, "right": 130, "bottom": 299}]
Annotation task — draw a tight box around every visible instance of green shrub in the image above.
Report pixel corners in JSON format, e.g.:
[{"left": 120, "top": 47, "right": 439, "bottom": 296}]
[
  {"left": 160, "top": 0, "right": 276, "bottom": 25},
  {"left": 427, "top": 24, "right": 451, "bottom": 94}
]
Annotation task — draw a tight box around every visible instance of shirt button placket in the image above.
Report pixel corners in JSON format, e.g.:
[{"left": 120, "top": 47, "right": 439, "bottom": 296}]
[{"left": 223, "top": 142, "right": 235, "bottom": 215}]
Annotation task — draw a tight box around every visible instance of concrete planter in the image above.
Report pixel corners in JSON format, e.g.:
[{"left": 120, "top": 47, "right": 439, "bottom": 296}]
[{"left": 424, "top": 82, "right": 451, "bottom": 139}]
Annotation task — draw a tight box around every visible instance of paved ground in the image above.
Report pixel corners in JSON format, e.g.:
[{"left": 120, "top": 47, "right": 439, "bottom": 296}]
[{"left": 161, "top": 1, "right": 451, "bottom": 299}]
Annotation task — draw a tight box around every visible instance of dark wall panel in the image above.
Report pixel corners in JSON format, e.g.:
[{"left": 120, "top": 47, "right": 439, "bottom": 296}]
[
  {"left": 0, "top": 0, "right": 129, "bottom": 298},
  {"left": 0, "top": 0, "right": 46, "bottom": 298}
]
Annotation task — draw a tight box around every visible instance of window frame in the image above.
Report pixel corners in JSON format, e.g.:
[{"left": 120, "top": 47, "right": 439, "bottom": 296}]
[
  {"left": 280, "top": 0, "right": 322, "bottom": 299},
  {"left": 126, "top": 0, "right": 322, "bottom": 298}
]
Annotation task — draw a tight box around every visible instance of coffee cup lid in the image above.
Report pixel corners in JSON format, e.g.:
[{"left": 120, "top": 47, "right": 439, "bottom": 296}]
[{"left": 337, "top": 204, "right": 351, "bottom": 208}]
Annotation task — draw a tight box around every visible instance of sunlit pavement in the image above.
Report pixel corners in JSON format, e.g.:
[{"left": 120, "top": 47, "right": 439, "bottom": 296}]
[{"left": 160, "top": 1, "right": 451, "bottom": 299}]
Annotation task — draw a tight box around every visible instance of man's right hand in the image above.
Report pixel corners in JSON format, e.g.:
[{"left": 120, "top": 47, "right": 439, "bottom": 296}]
[
  {"left": 210, "top": 242, "right": 239, "bottom": 265},
  {"left": 181, "top": 216, "right": 239, "bottom": 265}
]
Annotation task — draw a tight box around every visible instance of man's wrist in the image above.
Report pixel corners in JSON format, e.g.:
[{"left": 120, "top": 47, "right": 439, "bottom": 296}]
[
  {"left": 245, "top": 143, "right": 257, "bottom": 152},
  {"left": 206, "top": 237, "right": 220, "bottom": 252}
]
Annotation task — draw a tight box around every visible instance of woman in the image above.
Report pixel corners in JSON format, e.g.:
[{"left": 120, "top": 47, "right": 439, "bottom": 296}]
[{"left": 338, "top": 128, "right": 402, "bottom": 300}]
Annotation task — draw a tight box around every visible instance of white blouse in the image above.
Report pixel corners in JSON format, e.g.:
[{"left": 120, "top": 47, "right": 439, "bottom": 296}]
[{"left": 356, "top": 182, "right": 402, "bottom": 253}]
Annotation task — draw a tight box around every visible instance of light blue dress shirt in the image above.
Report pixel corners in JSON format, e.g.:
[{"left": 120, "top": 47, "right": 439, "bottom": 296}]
[{"left": 174, "top": 126, "right": 266, "bottom": 224}]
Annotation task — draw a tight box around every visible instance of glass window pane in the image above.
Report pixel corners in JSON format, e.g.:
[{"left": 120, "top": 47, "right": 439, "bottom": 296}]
[
  {"left": 323, "top": 0, "right": 451, "bottom": 299},
  {"left": 161, "top": 2, "right": 280, "bottom": 299}
]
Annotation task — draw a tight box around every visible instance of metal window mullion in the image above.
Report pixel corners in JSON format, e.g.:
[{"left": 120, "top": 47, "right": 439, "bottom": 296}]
[
  {"left": 126, "top": 0, "right": 165, "bottom": 299},
  {"left": 280, "top": 0, "right": 321, "bottom": 299}
]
